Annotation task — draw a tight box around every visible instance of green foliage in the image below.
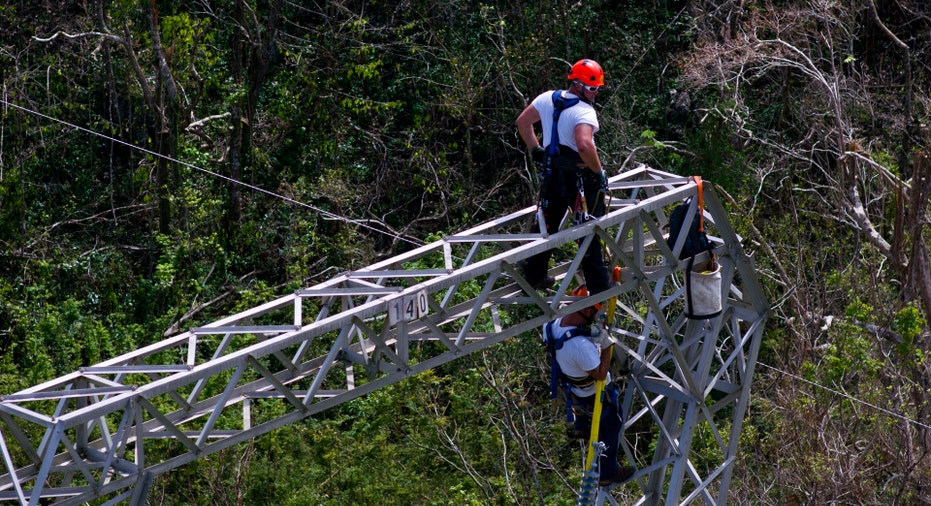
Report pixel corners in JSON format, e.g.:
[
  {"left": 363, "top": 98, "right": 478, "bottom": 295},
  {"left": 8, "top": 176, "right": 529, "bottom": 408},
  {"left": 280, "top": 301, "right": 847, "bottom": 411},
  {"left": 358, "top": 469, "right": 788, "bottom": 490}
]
[
  {"left": 683, "top": 114, "right": 748, "bottom": 192},
  {"left": 844, "top": 298, "right": 873, "bottom": 321},
  {"left": 1, "top": 0, "right": 928, "bottom": 504},
  {"left": 893, "top": 303, "right": 926, "bottom": 342},
  {"left": 12, "top": 297, "right": 107, "bottom": 380},
  {"left": 893, "top": 302, "right": 927, "bottom": 363},
  {"left": 822, "top": 329, "right": 882, "bottom": 384}
]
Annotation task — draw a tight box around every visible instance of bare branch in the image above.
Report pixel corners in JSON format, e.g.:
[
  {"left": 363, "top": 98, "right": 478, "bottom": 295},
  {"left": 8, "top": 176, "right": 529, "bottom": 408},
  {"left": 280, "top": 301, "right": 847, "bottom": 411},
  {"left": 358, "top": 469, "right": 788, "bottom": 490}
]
[
  {"left": 868, "top": 0, "right": 909, "bottom": 50},
  {"left": 187, "top": 112, "right": 232, "bottom": 130},
  {"left": 33, "top": 30, "right": 123, "bottom": 45}
]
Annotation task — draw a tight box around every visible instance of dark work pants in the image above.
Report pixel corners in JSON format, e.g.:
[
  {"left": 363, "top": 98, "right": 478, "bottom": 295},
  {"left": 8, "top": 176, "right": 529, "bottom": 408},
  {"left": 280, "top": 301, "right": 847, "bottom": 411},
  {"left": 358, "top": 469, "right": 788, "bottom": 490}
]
[
  {"left": 524, "top": 151, "right": 610, "bottom": 294},
  {"left": 571, "top": 384, "right": 623, "bottom": 478}
]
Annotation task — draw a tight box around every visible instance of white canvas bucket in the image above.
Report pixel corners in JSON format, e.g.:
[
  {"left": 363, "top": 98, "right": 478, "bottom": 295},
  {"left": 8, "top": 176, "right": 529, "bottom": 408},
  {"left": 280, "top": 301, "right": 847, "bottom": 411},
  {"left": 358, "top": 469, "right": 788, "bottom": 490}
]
[{"left": 684, "top": 260, "right": 722, "bottom": 320}]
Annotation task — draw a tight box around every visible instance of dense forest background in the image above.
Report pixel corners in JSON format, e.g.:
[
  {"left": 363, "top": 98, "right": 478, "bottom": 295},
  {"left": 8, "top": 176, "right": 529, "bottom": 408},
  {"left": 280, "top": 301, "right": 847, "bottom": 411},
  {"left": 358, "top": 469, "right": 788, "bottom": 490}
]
[{"left": 1, "top": 0, "right": 929, "bottom": 504}]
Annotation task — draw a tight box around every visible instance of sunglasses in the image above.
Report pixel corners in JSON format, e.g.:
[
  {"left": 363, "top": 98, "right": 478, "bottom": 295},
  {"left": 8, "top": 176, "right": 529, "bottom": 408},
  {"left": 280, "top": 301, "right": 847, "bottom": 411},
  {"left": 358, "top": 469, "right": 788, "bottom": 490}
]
[{"left": 580, "top": 84, "right": 602, "bottom": 93}]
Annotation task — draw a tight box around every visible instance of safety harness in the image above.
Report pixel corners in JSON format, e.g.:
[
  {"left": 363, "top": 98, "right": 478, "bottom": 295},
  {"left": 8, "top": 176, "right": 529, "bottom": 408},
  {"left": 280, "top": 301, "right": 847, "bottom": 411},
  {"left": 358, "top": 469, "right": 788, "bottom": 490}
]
[{"left": 539, "top": 91, "right": 580, "bottom": 209}]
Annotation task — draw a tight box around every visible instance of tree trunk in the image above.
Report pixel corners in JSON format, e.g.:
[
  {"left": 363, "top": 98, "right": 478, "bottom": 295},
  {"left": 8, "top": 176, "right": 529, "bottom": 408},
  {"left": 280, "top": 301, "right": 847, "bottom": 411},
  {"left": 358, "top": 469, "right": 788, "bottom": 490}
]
[
  {"left": 225, "top": 0, "right": 282, "bottom": 234},
  {"left": 907, "top": 150, "right": 931, "bottom": 325},
  {"left": 147, "top": 1, "right": 180, "bottom": 235},
  {"left": 227, "top": 0, "right": 245, "bottom": 231}
]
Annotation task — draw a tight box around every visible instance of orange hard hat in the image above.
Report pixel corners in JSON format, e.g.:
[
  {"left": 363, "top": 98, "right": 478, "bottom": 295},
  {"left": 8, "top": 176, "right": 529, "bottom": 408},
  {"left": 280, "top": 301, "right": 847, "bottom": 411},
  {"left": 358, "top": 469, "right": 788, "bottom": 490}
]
[
  {"left": 571, "top": 285, "right": 603, "bottom": 311},
  {"left": 568, "top": 59, "right": 605, "bottom": 87}
]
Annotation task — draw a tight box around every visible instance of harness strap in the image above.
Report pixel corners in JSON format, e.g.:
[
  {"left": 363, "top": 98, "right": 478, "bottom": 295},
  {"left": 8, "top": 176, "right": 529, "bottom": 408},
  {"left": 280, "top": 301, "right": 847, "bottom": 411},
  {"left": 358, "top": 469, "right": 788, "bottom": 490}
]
[
  {"left": 546, "top": 91, "right": 580, "bottom": 156},
  {"left": 565, "top": 374, "right": 595, "bottom": 389},
  {"left": 692, "top": 175, "right": 716, "bottom": 267},
  {"left": 693, "top": 175, "right": 705, "bottom": 233}
]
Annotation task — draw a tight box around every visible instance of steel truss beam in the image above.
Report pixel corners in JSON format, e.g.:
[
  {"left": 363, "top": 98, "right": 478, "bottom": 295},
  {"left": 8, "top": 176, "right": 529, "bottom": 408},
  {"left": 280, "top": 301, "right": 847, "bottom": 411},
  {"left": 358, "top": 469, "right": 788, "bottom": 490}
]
[{"left": 0, "top": 165, "right": 767, "bottom": 505}]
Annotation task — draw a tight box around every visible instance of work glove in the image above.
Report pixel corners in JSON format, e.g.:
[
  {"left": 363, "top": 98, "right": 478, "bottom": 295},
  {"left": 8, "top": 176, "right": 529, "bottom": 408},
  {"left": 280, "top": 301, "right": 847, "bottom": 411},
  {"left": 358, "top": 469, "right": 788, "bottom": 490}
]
[
  {"left": 530, "top": 146, "right": 545, "bottom": 164},
  {"left": 589, "top": 326, "right": 609, "bottom": 350},
  {"left": 598, "top": 170, "right": 608, "bottom": 191}
]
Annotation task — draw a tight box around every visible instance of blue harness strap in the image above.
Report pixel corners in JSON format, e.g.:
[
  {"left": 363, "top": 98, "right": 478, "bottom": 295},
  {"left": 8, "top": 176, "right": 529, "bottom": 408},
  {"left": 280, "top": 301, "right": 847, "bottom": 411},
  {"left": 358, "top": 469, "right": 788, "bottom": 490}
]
[{"left": 546, "top": 90, "right": 580, "bottom": 156}]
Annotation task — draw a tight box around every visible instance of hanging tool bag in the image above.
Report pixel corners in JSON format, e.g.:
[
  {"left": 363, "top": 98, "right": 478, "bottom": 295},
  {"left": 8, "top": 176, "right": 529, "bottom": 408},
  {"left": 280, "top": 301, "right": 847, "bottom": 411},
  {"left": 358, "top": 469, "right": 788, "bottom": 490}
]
[{"left": 667, "top": 177, "right": 722, "bottom": 319}]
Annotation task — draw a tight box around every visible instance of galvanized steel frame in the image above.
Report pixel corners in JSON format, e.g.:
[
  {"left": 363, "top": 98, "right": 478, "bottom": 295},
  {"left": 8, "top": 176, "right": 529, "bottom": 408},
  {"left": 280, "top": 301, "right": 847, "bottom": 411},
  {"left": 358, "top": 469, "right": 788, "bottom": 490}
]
[{"left": 0, "top": 165, "right": 768, "bottom": 505}]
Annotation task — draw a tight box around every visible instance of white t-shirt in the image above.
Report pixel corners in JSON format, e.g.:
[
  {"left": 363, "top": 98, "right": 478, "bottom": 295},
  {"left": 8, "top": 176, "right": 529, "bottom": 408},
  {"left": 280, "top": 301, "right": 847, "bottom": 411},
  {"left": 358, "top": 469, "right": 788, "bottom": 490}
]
[
  {"left": 531, "top": 90, "right": 599, "bottom": 153},
  {"left": 548, "top": 317, "right": 609, "bottom": 397}
]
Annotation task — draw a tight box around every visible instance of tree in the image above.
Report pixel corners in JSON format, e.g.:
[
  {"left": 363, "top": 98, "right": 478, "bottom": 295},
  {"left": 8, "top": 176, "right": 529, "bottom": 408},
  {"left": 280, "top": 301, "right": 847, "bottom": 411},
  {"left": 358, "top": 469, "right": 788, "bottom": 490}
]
[
  {"left": 223, "top": 0, "right": 283, "bottom": 231},
  {"left": 679, "top": 0, "right": 930, "bottom": 341},
  {"left": 34, "top": 1, "right": 220, "bottom": 236},
  {"left": 677, "top": 0, "right": 931, "bottom": 501}
]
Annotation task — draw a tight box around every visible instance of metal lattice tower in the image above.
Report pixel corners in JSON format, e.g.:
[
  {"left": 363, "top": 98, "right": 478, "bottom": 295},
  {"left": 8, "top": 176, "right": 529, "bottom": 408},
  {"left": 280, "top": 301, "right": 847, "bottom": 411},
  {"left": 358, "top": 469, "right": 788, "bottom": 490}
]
[{"left": 0, "top": 165, "right": 768, "bottom": 505}]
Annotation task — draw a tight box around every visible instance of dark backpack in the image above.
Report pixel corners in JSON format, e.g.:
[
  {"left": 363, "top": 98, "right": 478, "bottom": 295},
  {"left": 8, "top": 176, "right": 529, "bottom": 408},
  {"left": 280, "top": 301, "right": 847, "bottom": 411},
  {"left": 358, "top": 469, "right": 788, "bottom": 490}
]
[{"left": 666, "top": 197, "right": 711, "bottom": 260}]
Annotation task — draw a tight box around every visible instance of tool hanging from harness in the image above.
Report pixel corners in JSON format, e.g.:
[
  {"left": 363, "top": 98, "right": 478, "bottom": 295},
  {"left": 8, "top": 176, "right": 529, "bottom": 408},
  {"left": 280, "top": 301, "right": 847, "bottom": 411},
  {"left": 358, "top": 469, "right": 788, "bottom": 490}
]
[
  {"left": 539, "top": 91, "right": 580, "bottom": 207},
  {"left": 574, "top": 176, "right": 591, "bottom": 226},
  {"left": 543, "top": 320, "right": 596, "bottom": 422}
]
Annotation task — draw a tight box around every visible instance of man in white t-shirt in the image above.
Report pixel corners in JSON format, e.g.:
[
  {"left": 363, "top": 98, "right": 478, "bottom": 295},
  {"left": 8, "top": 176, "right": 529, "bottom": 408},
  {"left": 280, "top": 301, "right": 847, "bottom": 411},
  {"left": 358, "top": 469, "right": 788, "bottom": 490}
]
[
  {"left": 544, "top": 285, "right": 635, "bottom": 486},
  {"left": 516, "top": 59, "right": 611, "bottom": 294}
]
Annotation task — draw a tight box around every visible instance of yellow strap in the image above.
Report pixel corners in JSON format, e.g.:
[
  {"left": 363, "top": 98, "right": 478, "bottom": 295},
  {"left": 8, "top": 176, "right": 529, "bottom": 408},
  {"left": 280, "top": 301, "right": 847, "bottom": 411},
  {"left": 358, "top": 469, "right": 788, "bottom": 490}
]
[
  {"left": 583, "top": 266, "right": 622, "bottom": 472},
  {"left": 584, "top": 380, "right": 606, "bottom": 471}
]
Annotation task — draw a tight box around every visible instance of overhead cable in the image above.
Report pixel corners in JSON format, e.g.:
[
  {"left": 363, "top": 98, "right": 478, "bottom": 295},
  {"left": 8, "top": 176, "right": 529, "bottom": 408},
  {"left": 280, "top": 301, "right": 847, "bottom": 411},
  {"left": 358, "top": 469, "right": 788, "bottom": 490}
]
[
  {"left": 0, "top": 98, "right": 425, "bottom": 248},
  {"left": 759, "top": 362, "right": 931, "bottom": 431}
]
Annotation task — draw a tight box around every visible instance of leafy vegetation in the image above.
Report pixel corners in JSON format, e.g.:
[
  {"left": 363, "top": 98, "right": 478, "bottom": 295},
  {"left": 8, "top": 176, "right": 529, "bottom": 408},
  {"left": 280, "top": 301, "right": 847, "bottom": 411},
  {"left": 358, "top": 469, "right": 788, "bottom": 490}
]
[{"left": 1, "top": 0, "right": 929, "bottom": 504}]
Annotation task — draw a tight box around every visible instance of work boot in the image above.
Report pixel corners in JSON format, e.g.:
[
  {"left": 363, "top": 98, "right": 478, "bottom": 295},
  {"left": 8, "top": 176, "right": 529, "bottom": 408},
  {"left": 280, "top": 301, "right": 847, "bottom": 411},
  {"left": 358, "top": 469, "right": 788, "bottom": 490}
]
[
  {"left": 599, "top": 465, "right": 636, "bottom": 486},
  {"left": 529, "top": 275, "right": 556, "bottom": 290}
]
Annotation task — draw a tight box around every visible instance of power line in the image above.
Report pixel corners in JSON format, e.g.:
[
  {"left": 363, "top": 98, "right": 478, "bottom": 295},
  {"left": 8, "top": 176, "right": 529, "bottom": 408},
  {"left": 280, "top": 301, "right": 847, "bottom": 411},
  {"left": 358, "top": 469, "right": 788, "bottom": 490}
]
[
  {"left": 0, "top": 98, "right": 425, "bottom": 248},
  {"left": 7, "top": 102, "right": 926, "bottom": 436},
  {"left": 758, "top": 362, "right": 931, "bottom": 431}
]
